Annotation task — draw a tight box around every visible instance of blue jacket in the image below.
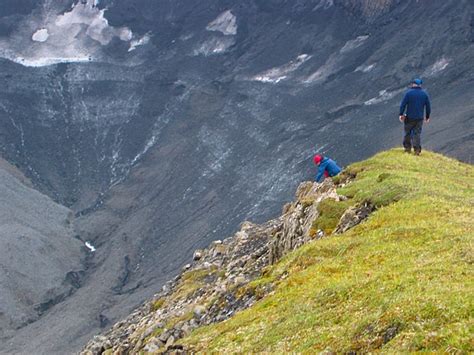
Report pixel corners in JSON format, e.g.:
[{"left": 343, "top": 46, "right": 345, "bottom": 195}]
[
  {"left": 316, "top": 157, "right": 341, "bottom": 182},
  {"left": 399, "top": 87, "right": 431, "bottom": 120}
]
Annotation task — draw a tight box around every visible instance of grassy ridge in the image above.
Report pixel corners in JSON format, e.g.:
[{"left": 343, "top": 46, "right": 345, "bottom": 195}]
[{"left": 181, "top": 149, "right": 474, "bottom": 353}]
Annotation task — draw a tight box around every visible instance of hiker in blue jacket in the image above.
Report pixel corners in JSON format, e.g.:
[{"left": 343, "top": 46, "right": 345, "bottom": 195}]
[
  {"left": 399, "top": 78, "right": 431, "bottom": 155},
  {"left": 314, "top": 154, "right": 341, "bottom": 182}
]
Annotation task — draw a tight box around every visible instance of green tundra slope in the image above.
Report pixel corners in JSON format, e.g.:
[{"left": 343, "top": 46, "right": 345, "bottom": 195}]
[{"left": 183, "top": 149, "right": 473, "bottom": 353}]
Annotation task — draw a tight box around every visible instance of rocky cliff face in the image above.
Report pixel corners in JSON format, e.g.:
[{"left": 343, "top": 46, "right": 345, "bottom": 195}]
[{"left": 81, "top": 179, "right": 371, "bottom": 354}]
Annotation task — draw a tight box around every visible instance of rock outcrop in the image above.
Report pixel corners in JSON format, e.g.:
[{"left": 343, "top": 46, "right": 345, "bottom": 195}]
[
  {"left": 269, "top": 181, "right": 341, "bottom": 263},
  {"left": 82, "top": 179, "right": 371, "bottom": 354},
  {"left": 334, "top": 202, "right": 375, "bottom": 234}
]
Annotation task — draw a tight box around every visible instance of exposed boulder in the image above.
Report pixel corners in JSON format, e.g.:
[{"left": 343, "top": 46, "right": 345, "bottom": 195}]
[{"left": 334, "top": 202, "right": 375, "bottom": 234}]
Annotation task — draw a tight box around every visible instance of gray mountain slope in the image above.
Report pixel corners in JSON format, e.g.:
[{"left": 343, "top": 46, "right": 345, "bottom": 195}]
[
  {"left": 0, "top": 158, "right": 84, "bottom": 345},
  {"left": 0, "top": 0, "right": 473, "bottom": 353}
]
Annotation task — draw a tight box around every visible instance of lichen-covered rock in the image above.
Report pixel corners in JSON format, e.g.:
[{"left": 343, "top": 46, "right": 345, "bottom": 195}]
[
  {"left": 142, "top": 339, "right": 162, "bottom": 353},
  {"left": 193, "top": 305, "right": 206, "bottom": 318},
  {"left": 192, "top": 250, "right": 203, "bottom": 261},
  {"left": 269, "top": 179, "right": 339, "bottom": 263},
  {"left": 334, "top": 202, "right": 374, "bottom": 234},
  {"left": 83, "top": 335, "right": 108, "bottom": 355}
]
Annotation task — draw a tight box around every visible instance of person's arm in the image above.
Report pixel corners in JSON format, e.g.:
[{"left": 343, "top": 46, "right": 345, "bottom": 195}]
[
  {"left": 399, "top": 92, "right": 408, "bottom": 115},
  {"left": 425, "top": 93, "right": 431, "bottom": 122},
  {"left": 316, "top": 166, "right": 325, "bottom": 182},
  {"left": 399, "top": 92, "right": 408, "bottom": 121}
]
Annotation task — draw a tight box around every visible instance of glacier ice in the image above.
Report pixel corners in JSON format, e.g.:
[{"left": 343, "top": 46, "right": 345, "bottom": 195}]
[{"left": 0, "top": 0, "right": 133, "bottom": 67}]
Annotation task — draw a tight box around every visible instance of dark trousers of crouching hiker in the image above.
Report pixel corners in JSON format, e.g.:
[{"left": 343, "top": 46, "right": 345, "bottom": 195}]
[{"left": 403, "top": 118, "right": 423, "bottom": 153}]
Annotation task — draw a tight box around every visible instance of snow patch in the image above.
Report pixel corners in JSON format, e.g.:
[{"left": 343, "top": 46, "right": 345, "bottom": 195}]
[
  {"left": 364, "top": 88, "right": 404, "bottom": 105},
  {"left": 180, "top": 33, "right": 194, "bottom": 41},
  {"left": 130, "top": 83, "right": 192, "bottom": 167},
  {"left": 0, "top": 0, "right": 133, "bottom": 67},
  {"left": 340, "top": 35, "right": 369, "bottom": 53},
  {"left": 129, "top": 33, "right": 151, "bottom": 52},
  {"left": 85, "top": 241, "right": 96, "bottom": 252},
  {"left": 250, "top": 54, "right": 312, "bottom": 83},
  {"left": 54, "top": 0, "right": 132, "bottom": 46},
  {"left": 13, "top": 56, "right": 92, "bottom": 67},
  {"left": 32, "top": 29, "right": 49, "bottom": 42},
  {"left": 355, "top": 63, "right": 376, "bottom": 73},
  {"left": 194, "top": 37, "right": 235, "bottom": 56},
  {"left": 206, "top": 10, "right": 237, "bottom": 36},
  {"left": 303, "top": 35, "right": 370, "bottom": 84},
  {"left": 131, "top": 134, "right": 157, "bottom": 166},
  {"left": 424, "top": 58, "right": 449, "bottom": 76},
  {"left": 303, "top": 56, "right": 338, "bottom": 84}
]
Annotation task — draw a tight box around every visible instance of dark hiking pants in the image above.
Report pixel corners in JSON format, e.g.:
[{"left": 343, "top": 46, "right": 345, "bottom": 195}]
[{"left": 403, "top": 118, "right": 423, "bottom": 153}]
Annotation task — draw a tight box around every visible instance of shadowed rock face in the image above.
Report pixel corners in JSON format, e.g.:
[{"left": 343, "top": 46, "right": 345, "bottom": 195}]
[
  {"left": 0, "top": 0, "right": 473, "bottom": 353},
  {"left": 0, "top": 158, "right": 83, "bottom": 342}
]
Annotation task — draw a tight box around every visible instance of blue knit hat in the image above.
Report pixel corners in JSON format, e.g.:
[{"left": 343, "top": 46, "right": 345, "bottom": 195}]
[{"left": 413, "top": 78, "right": 423, "bottom": 85}]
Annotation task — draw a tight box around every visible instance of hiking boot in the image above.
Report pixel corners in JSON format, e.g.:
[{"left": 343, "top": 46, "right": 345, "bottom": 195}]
[
  {"left": 414, "top": 150, "right": 421, "bottom": 156},
  {"left": 404, "top": 148, "right": 411, "bottom": 154}
]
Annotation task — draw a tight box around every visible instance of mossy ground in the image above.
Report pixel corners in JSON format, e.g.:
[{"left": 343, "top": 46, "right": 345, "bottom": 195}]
[
  {"left": 169, "top": 267, "right": 218, "bottom": 304},
  {"left": 181, "top": 149, "right": 474, "bottom": 353},
  {"left": 311, "top": 198, "right": 353, "bottom": 235}
]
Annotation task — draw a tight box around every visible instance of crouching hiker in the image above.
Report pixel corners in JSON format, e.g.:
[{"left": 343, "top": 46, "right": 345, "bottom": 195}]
[{"left": 313, "top": 154, "right": 341, "bottom": 183}]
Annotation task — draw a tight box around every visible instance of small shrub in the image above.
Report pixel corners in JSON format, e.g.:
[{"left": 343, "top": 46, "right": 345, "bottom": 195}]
[
  {"left": 377, "top": 173, "right": 391, "bottom": 182},
  {"left": 300, "top": 198, "right": 315, "bottom": 209},
  {"left": 151, "top": 298, "right": 165, "bottom": 311},
  {"left": 333, "top": 167, "right": 363, "bottom": 186},
  {"left": 170, "top": 268, "right": 217, "bottom": 302},
  {"left": 312, "top": 199, "right": 353, "bottom": 235},
  {"left": 351, "top": 321, "right": 403, "bottom": 351}
]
